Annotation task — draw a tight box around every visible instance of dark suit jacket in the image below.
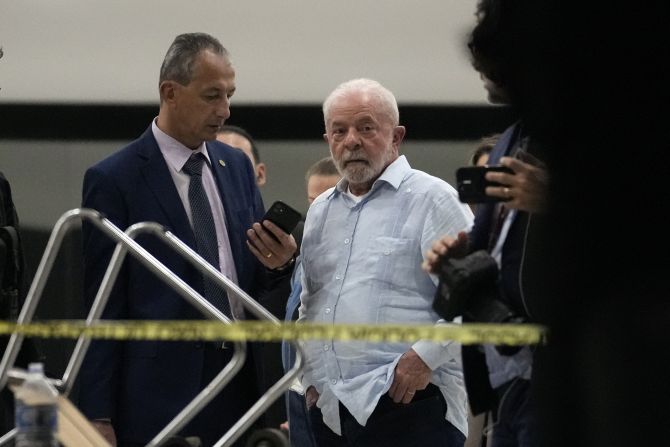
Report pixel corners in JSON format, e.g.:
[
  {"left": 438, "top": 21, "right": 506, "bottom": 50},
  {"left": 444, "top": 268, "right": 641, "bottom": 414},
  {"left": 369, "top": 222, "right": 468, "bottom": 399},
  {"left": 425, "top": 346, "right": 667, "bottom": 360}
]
[
  {"left": 77, "top": 126, "right": 269, "bottom": 444},
  {"left": 464, "top": 122, "right": 546, "bottom": 415}
]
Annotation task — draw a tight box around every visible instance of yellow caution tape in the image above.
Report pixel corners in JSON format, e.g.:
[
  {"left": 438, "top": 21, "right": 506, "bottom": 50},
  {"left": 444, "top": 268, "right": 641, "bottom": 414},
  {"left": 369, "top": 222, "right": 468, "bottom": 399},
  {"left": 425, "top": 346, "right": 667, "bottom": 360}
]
[{"left": 0, "top": 320, "right": 546, "bottom": 346}]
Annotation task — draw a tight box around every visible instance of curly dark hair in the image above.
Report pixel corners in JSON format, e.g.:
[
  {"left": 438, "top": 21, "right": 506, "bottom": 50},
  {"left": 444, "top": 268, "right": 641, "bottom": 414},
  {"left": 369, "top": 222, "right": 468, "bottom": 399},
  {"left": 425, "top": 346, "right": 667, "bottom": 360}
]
[
  {"left": 468, "top": 0, "right": 519, "bottom": 91},
  {"left": 468, "top": 0, "right": 554, "bottom": 106}
]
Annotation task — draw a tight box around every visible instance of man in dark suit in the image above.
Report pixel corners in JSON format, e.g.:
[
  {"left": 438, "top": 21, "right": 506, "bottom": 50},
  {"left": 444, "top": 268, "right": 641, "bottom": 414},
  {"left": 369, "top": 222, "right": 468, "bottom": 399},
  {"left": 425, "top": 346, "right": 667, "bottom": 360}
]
[{"left": 77, "top": 33, "right": 297, "bottom": 447}]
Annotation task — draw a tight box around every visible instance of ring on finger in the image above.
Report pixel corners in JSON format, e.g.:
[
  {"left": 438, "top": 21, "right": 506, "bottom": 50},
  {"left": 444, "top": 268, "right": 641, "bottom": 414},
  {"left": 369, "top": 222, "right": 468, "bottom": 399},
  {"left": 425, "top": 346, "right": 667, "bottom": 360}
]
[
  {"left": 266, "top": 252, "right": 273, "bottom": 258},
  {"left": 503, "top": 187, "right": 510, "bottom": 197}
]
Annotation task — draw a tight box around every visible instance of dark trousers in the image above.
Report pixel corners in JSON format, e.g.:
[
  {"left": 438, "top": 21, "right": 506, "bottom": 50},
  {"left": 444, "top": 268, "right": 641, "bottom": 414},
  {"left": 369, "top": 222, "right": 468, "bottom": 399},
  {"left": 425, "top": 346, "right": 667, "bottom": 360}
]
[
  {"left": 252, "top": 341, "right": 287, "bottom": 428},
  {"left": 310, "top": 385, "right": 465, "bottom": 447},
  {"left": 185, "top": 344, "right": 261, "bottom": 447},
  {"left": 286, "top": 389, "right": 318, "bottom": 447},
  {"left": 121, "top": 344, "right": 260, "bottom": 447},
  {"left": 490, "top": 379, "right": 536, "bottom": 447}
]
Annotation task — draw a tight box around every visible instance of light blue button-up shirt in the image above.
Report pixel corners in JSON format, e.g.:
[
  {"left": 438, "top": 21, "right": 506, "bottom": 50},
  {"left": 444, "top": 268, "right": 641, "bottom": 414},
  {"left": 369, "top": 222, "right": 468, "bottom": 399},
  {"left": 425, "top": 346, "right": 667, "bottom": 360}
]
[{"left": 298, "top": 155, "right": 474, "bottom": 436}]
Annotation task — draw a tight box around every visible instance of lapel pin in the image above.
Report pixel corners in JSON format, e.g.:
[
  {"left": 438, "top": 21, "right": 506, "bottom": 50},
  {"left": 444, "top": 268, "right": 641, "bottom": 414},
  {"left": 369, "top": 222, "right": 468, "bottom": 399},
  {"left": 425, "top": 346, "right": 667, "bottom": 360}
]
[{"left": 219, "top": 159, "right": 226, "bottom": 167}]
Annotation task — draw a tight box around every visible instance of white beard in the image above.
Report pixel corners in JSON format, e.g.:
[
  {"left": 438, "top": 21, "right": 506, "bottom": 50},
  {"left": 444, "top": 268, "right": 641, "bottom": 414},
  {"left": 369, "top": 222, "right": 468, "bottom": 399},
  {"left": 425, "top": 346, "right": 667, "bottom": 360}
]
[{"left": 336, "top": 148, "right": 396, "bottom": 186}]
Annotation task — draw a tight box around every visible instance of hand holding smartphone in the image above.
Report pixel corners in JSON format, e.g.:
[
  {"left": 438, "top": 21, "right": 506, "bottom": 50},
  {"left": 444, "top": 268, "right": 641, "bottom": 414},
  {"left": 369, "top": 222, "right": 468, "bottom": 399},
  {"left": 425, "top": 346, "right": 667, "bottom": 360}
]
[
  {"left": 261, "top": 200, "right": 302, "bottom": 240},
  {"left": 456, "top": 166, "right": 514, "bottom": 204}
]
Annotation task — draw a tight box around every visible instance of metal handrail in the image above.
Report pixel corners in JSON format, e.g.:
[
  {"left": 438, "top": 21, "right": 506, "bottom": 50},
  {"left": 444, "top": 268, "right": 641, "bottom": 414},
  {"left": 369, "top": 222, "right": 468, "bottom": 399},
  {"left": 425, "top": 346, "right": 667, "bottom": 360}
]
[
  {"left": 0, "top": 208, "right": 303, "bottom": 447},
  {"left": 59, "top": 220, "right": 243, "bottom": 395},
  {"left": 58, "top": 217, "right": 247, "bottom": 446},
  {"left": 0, "top": 208, "right": 97, "bottom": 390},
  {"left": 124, "top": 223, "right": 303, "bottom": 447}
]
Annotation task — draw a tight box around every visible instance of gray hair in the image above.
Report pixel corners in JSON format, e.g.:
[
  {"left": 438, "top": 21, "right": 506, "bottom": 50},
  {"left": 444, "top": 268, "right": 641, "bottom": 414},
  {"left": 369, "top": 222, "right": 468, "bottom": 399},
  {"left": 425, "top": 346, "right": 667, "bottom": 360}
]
[
  {"left": 159, "top": 33, "right": 228, "bottom": 86},
  {"left": 323, "top": 78, "right": 400, "bottom": 127}
]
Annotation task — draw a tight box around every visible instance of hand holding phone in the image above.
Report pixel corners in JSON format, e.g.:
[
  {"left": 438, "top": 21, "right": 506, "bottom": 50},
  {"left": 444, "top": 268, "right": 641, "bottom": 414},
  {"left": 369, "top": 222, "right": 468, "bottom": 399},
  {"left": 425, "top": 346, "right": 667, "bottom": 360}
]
[
  {"left": 261, "top": 200, "right": 302, "bottom": 240},
  {"left": 456, "top": 166, "right": 514, "bottom": 204},
  {"left": 247, "top": 200, "right": 301, "bottom": 268}
]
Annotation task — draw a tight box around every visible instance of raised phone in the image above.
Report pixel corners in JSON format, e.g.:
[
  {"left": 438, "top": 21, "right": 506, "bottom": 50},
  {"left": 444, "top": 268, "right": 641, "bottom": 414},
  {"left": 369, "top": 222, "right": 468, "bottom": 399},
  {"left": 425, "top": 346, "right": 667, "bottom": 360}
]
[{"left": 455, "top": 166, "right": 514, "bottom": 203}]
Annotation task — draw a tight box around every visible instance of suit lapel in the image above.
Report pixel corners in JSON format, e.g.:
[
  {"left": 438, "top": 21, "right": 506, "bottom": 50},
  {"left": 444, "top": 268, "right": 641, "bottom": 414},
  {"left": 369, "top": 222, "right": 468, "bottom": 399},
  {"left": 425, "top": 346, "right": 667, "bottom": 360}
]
[
  {"left": 470, "top": 122, "right": 521, "bottom": 250},
  {"left": 137, "top": 129, "right": 195, "bottom": 247},
  {"left": 206, "top": 142, "right": 236, "bottom": 226},
  {"left": 206, "top": 142, "right": 247, "bottom": 277}
]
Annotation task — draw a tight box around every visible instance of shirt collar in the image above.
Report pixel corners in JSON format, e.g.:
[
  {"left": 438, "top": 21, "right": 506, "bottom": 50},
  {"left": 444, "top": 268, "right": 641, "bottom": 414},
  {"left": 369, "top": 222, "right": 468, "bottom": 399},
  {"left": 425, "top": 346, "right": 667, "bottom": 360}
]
[
  {"left": 334, "top": 155, "right": 410, "bottom": 197},
  {"left": 151, "top": 118, "right": 211, "bottom": 172}
]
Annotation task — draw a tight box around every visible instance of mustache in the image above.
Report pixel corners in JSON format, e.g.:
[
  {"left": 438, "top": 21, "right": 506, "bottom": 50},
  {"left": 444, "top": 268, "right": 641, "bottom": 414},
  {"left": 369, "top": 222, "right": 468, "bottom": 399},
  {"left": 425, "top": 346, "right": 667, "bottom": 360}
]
[{"left": 341, "top": 150, "right": 368, "bottom": 163}]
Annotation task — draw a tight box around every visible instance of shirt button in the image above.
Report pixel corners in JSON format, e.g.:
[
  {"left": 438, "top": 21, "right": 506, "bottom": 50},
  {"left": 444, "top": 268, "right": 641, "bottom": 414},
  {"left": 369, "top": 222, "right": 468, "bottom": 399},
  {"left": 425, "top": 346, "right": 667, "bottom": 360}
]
[
  {"left": 384, "top": 250, "right": 391, "bottom": 256},
  {"left": 344, "top": 238, "right": 350, "bottom": 244},
  {"left": 324, "top": 345, "right": 330, "bottom": 351},
  {"left": 335, "top": 275, "right": 341, "bottom": 280},
  {"left": 331, "top": 379, "right": 337, "bottom": 385},
  {"left": 325, "top": 308, "right": 331, "bottom": 314}
]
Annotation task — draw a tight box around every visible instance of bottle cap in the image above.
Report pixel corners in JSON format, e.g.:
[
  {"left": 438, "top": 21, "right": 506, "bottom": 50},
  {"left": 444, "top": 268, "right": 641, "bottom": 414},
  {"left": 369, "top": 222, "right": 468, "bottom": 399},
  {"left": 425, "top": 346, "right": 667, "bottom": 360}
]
[{"left": 27, "top": 362, "right": 44, "bottom": 374}]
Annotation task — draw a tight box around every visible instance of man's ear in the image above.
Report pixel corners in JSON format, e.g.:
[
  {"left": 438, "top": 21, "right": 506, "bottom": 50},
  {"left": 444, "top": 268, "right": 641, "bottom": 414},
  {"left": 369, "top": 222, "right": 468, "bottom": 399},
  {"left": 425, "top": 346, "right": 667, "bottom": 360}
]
[
  {"left": 392, "top": 126, "right": 406, "bottom": 146},
  {"left": 255, "top": 163, "right": 267, "bottom": 187},
  {"left": 323, "top": 133, "right": 329, "bottom": 143},
  {"left": 159, "top": 80, "right": 177, "bottom": 104}
]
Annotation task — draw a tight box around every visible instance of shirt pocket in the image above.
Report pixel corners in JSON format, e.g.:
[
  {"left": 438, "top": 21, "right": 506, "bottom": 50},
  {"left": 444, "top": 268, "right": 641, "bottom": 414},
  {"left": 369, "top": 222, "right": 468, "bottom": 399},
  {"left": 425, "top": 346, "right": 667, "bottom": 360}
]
[
  {"left": 365, "top": 236, "right": 418, "bottom": 285},
  {"left": 366, "top": 237, "right": 427, "bottom": 324}
]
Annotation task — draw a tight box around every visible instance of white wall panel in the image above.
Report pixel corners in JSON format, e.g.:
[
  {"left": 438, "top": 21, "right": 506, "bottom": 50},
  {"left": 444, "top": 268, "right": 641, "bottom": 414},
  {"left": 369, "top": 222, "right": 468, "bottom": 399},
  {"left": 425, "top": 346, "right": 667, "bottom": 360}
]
[{"left": 0, "top": 0, "right": 485, "bottom": 104}]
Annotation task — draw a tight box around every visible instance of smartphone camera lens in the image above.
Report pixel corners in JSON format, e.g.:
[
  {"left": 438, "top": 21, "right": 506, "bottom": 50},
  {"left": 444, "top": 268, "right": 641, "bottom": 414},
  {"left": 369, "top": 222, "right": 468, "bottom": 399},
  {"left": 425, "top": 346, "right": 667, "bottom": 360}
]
[{"left": 458, "top": 180, "right": 474, "bottom": 194}]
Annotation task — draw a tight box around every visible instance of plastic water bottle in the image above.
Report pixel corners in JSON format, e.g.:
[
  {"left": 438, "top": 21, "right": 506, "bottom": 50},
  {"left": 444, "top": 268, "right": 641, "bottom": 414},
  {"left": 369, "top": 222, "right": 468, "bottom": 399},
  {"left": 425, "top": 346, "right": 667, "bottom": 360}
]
[{"left": 14, "top": 362, "right": 59, "bottom": 447}]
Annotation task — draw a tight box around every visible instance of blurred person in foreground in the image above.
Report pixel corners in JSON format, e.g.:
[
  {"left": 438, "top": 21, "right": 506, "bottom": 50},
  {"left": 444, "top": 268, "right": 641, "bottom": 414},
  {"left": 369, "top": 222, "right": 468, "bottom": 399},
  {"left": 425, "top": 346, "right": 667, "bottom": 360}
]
[{"left": 424, "top": 1, "right": 551, "bottom": 445}]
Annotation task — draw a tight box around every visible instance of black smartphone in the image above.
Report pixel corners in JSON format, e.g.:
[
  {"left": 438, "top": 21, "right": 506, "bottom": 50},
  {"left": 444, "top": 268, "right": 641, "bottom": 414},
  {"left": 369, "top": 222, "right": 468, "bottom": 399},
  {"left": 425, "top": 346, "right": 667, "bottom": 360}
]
[
  {"left": 261, "top": 200, "right": 302, "bottom": 238},
  {"left": 456, "top": 166, "right": 514, "bottom": 204}
]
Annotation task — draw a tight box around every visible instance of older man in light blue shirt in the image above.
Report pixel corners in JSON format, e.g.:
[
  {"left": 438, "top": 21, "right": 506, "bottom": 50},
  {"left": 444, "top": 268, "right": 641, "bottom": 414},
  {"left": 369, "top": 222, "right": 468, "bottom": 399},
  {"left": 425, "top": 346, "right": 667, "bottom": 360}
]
[{"left": 298, "top": 78, "right": 473, "bottom": 447}]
